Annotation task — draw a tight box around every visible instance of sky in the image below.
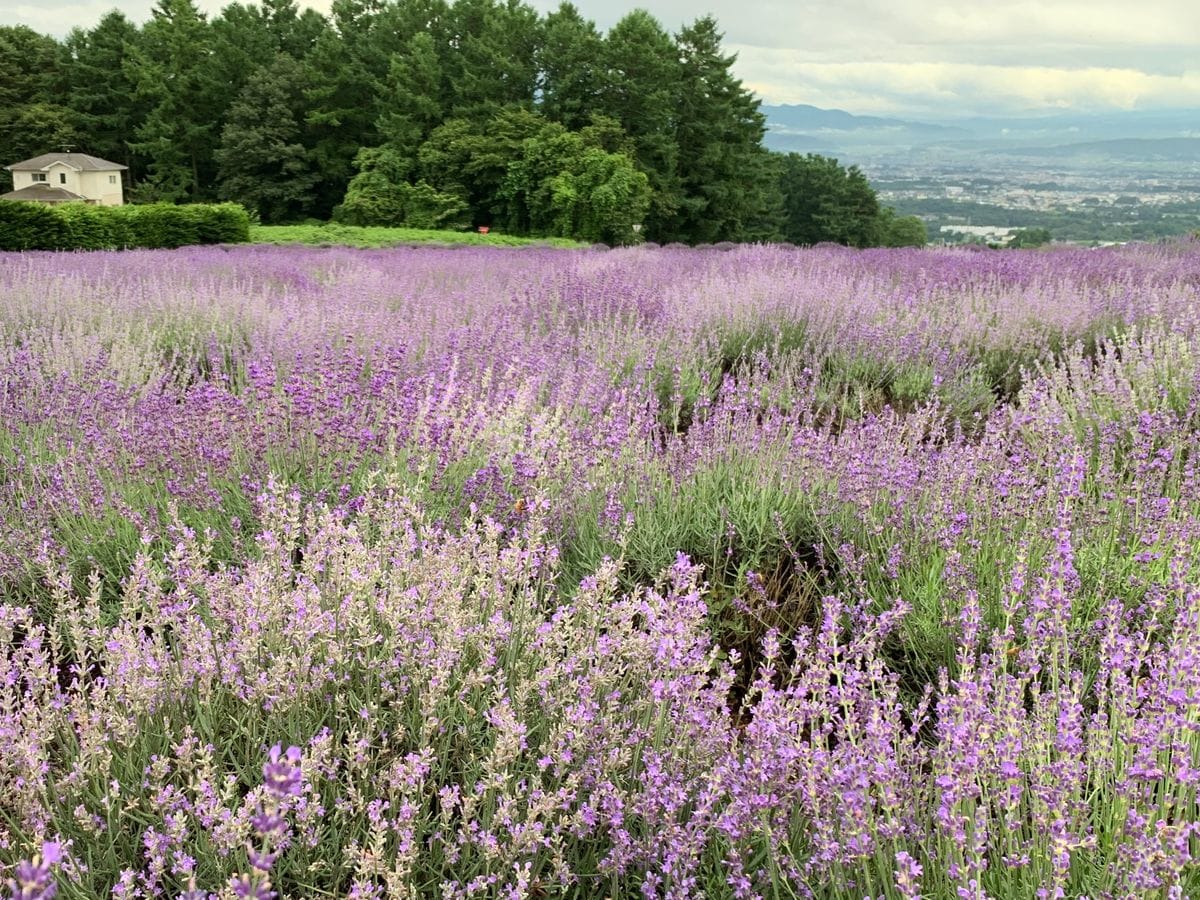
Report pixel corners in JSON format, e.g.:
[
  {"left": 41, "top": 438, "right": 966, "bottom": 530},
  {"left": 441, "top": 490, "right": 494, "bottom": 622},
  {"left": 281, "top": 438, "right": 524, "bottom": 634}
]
[{"left": 8, "top": 0, "right": 1200, "bottom": 118}]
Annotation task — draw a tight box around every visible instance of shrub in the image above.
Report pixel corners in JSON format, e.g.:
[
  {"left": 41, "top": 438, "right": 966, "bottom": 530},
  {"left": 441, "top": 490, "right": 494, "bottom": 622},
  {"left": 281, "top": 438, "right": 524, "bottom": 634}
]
[
  {"left": 0, "top": 201, "right": 250, "bottom": 251},
  {"left": 58, "top": 203, "right": 129, "bottom": 249},
  {"left": 0, "top": 201, "right": 68, "bottom": 250}
]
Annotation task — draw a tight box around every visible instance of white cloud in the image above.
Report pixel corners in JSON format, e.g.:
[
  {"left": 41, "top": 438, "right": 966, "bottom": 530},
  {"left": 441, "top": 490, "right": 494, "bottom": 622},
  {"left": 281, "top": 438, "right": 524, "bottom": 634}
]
[{"left": 734, "top": 51, "right": 1200, "bottom": 114}]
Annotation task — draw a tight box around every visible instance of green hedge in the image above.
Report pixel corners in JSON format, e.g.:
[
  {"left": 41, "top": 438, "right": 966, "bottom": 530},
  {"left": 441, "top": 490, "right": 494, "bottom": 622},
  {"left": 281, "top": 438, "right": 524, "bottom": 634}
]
[{"left": 0, "top": 202, "right": 250, "bottom": 251}]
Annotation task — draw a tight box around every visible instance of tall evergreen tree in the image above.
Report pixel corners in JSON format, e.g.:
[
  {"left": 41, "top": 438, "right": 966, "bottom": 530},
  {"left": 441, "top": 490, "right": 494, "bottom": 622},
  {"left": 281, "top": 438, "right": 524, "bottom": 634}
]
[
  {"left": 536, "top": 3, "right": 602, "bottom": 130},
  {"left": 668, "top": 17, "right": 775, "bottom": 243},
  {"left": 125, "top": 0, "right": 221, "bottom": 201},
  {"left": 62, "top": 13, "right": 145, "bottom": 179},
  {"left": 215, "top": 53, "right": 318, "bottom": 222},
  {"left": 596, "top": 11, "right": 681, "bottom": 240},
  {"left": 304, "top": 0, "right": 399, "bottom": 215},
  {"left": 0, "top": 26, "right": 66, "bottom": 188},
  {"left": 378, "top": 31, "right": 445, "bottom": 156},
  {"left": 778, "top": 153, "right": 882, "bottom": 247},
  {"left": 444, "top": 0, "right": 541, "bottom": 121}
]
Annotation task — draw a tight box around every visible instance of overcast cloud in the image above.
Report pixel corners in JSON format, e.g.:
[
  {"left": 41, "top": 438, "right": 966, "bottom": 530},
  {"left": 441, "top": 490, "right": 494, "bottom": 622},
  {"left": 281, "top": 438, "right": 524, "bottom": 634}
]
[{"left": 8, "top": 0, "right": 1200, "bottom": 117}]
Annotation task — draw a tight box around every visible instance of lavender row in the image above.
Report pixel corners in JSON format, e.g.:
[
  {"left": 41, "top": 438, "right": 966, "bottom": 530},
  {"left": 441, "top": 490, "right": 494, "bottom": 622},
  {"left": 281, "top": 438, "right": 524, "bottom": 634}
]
[{"left": 2, "top": 242, "right": 1200, "bottom": 897}]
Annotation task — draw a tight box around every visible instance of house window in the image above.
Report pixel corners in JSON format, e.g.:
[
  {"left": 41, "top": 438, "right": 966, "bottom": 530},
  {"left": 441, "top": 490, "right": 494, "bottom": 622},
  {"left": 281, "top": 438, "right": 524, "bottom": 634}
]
[
  {"left": 109, "top": 175, "right": 117, "bottom": 184},
  {"left": 59, "top": 173, "right": 67, "bottom": 184},
  {"left": 32, "top": 173, "right": 46, "bottom": 182}
]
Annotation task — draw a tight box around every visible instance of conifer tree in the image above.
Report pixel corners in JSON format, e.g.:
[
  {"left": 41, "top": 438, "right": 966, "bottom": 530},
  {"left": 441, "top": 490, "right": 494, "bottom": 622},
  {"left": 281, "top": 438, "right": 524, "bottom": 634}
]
[
  {"left": 216, "top": 53, "right": 318, "bottom": 222},
  {"left": 125, "top": 0, "right": 220, "bottom": 201},
  {"left": 537, "top": 3, "right": 603, "bottom": 130},
  {"left": 596, "top": 10, "right": 682, "bottom": 240},
  {"left": 62, "top": 13, "right": 145, "bottom": 178}
]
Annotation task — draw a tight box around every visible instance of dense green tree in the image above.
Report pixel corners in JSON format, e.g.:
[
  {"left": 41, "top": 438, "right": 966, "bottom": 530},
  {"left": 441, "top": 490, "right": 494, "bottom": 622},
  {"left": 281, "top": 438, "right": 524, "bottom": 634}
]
[
  {"left": 418, "top": 106, "right": 545, "bottom": 225},
  {"left": 0, "top": 26, "right": 67, "bottom": 189},
  {"left": 1007, "top": 227, "right": 1052, "bottom": 248},
  {"left": 0, "top": 104, "right": 79, "bottom": 179},
  {"left": 596, "top": 10, "right": 681, "bottom": 239},
  {"left": 878, "top": 208, "right": 928, "bottom": 247},
  {"left": 304, "top": 0, "right": 396, "bottom": 215},
  {"left": 125, "top": 0, "right": 221, "bottom": 201},
  {"left": 338, "top": 146, "right": 467, "bottom": 227},
  {"left": 216, "top": 54, "right": 318, "bottom": 222},
  {"left": 444, "top": 0, "right": 541, "bottom": 121},
  {"left": 378, "top": 31, "right": 445, "bottom": 155},
  {"left": 548, "top": 145, "right": 650, "bottom": 244},
  {"left": 778, "top": 153, "right": 882, "bottom": 247},
  {"left": 537, "top": 3, "right": 603, "bottom": 130},
  {"left": 667, "top": 16, "right": 775, "bottom": 243},
  {"left": 62, "top": 13, "right": 146, "bottom": 180}
]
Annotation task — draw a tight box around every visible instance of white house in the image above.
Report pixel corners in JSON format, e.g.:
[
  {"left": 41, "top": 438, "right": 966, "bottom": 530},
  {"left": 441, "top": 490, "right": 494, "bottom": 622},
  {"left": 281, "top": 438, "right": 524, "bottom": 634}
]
[{"left": 2, "top": 152, "right": 127, "bottom": 206}]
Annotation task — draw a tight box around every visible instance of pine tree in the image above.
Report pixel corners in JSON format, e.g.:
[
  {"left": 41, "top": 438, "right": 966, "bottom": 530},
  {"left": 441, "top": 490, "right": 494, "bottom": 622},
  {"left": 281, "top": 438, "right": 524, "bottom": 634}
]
[
  {"left": 304, "top": 0, "right": 398, "bottom": 216},
  {"left": 62, "top": 12, "right": 145, "bottom": 179},
  {"left": 0, "top": 26, "right": 67, "bottom": 188},
  {"left": 596, "top": 11, "right": 681, "bottom": 240},
  {"left": 668, "top": 17, "right": 775, "bottom": 244},
  {"left": 444, "top": 0, "right": 541, "bottom": 122},
  {"left": 537, "top": 3, "right": 602, "bottom": 130},
  {"left": 778, "top": 153, "right": 882, "bottom": 247},
  {"left": 125, "top": 0, "right": 221, "bottom": 201},
  {"left": 378, "top": 31, "right": 445, "bottom": 157},
  {"left": 216, "top": 54, "right": 318, "bottom": 223}
]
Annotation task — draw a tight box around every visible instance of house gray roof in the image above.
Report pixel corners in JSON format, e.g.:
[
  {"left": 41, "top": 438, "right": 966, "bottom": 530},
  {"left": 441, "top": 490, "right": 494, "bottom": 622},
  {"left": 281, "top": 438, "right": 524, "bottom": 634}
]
[
  {"left": 0, "top": 184, "right": 89, "bottom": 203},
  {"left": 5, "top": 152, "right": 127, "bottom": 172}
]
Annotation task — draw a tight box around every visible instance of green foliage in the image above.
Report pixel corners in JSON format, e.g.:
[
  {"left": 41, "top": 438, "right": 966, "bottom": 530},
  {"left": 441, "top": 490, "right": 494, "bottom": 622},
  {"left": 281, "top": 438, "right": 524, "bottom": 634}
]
[
  {"left": 125, "top": 0, "right": 223, "bottom": 202},
  {"left": 537, "top": 2, "right": 603, "bottom": 129},
  {"left": 496, "top": 120, "right": 649, "bottom": 243},
  {"left": 778, "top": 153, "right": 882, "bottom": 247},
  {"left": 0, "top": 201, "right": 249, "bottom": 250},
  {"left": 0, "top": 25, "right": 66, "bottom": 190},
  {"left": 215, "top": 53, "right": 318, "bottom": 223},
  {"left": 546, "top": 147, "right": 650, "bottom": 244},
  {"left": 878, "top": 207, "right": 928, "bottom": 247},
  {"left": 0, "top": 200, "right": 69, "bottom": 250},
  {"left": 62, "top": 12, "right": 145, "bottom": 178},
  {"left": 250, "top": 222, "right": 583, "bottom": 247},
  {"left": 665, "top": 16, "right": 775, "bottom": 244},
  {"left": 337, "top": 147, "right": 468, "bottom": 229},
  {"left": 596, "top": 10, "right": 683, "bottom": 238},
  {"left": 1008, "top": 226, "right": 1053, "bottom": 248},
  {"left": 57, "top": 203, "right": 131, "bottom": 249},
  {"left": 377, "top": 31, "right": 444, "bottom": 155}
]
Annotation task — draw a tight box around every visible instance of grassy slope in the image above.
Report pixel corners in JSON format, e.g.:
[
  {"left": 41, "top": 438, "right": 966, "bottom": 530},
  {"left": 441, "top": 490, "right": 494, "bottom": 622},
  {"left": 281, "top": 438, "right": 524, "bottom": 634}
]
[{"left": 250, "top": 223, "right": 586, "bottom": 249}]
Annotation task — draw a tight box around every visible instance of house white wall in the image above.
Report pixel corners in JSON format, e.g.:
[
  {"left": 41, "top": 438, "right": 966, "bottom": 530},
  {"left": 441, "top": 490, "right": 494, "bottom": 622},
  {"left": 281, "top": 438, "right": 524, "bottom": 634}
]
[
  {"left": 10, "top": 163, "right": 124, "bottom": 205},
  {"left": 79, "top": 170, "right": 124, "bottom": 206}
]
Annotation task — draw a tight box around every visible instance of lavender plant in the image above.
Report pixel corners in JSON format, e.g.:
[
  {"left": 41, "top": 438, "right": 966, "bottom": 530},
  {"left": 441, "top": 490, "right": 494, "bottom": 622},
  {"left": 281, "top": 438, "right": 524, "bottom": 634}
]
[{"left": 2, "top": 241, "right": 1200, "bottom": 897}]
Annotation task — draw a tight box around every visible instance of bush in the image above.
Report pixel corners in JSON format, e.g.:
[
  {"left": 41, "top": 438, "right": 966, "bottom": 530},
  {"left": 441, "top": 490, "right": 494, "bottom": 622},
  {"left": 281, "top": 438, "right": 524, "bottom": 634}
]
[
  {"left": 0, "top": 201, "right": 69, "bottom": 250},
  {"left": 57, "top": 203, "right": 130, "bottom": 250},
  {"left": 0, "top": 201, "right": 250, "bottom": 251}
]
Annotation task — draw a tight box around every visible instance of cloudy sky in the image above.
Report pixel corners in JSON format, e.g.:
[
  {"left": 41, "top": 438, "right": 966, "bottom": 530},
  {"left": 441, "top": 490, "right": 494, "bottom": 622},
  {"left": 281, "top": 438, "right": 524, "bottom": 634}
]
[{"left": 10, "top": 0, "right": 1200, "bottom": 117}]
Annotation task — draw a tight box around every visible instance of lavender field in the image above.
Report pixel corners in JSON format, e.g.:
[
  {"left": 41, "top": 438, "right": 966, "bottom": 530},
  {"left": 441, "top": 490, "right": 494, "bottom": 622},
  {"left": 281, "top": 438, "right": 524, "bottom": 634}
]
[{"left": 3, "top": 241, "right": 1200, "bottom": 899}]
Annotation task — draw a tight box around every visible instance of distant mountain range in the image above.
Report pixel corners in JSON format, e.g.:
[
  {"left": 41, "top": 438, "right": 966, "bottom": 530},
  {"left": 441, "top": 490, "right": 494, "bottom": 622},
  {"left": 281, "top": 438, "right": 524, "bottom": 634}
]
[{"left": 761, "top": 104, "right": 1200, "bottom": 162}]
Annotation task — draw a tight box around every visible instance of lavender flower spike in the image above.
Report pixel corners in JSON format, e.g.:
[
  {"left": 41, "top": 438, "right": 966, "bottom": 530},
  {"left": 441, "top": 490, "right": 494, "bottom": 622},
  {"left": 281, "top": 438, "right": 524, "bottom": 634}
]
[
  {"left": 7, "top": 842, "right": 62, "bottom": 900},
  {"left": 262, "top": 744, "right": 303, "bottom": 800}
]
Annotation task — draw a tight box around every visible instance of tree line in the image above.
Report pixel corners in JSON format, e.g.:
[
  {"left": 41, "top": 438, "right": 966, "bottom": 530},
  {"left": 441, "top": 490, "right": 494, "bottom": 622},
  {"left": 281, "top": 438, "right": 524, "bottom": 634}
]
[{"left": 0, "top": 0, "right": 925, "bottom": 246}]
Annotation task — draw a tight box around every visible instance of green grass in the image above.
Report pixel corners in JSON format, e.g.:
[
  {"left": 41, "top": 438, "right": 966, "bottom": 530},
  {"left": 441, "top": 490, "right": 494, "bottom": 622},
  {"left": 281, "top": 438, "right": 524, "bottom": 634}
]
[{"left": 250, "top": 223, "right": 587, "bottom": 249}]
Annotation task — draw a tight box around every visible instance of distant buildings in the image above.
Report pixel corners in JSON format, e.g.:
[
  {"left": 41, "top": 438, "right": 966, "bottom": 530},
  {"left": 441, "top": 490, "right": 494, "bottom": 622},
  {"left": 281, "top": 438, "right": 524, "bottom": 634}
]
[
  {"left": 938, "top": 224, "right": 1016, "bottom": 242},
  {"left": 2, "top": 153, "right": 127, "bottom": 206}
]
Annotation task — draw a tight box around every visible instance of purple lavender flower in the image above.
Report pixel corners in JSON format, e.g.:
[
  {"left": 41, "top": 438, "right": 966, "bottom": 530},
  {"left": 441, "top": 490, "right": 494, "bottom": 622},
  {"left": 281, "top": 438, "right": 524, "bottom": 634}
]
[
  {"left": 230, "top": 874, "right": 277, "bottom": 900},
  {"left": 262, "top": 744, "right": 303, "bottom": 799},
  {"left": 7, "top": 843, "right": 61, "bottom": 900}
]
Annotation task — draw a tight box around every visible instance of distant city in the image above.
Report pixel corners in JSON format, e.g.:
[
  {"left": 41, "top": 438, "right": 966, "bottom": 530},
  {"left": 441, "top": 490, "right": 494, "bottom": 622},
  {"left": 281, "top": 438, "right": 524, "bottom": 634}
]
[{"left": 761, "top": 105, "right": 1200, "bottom": 245}]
